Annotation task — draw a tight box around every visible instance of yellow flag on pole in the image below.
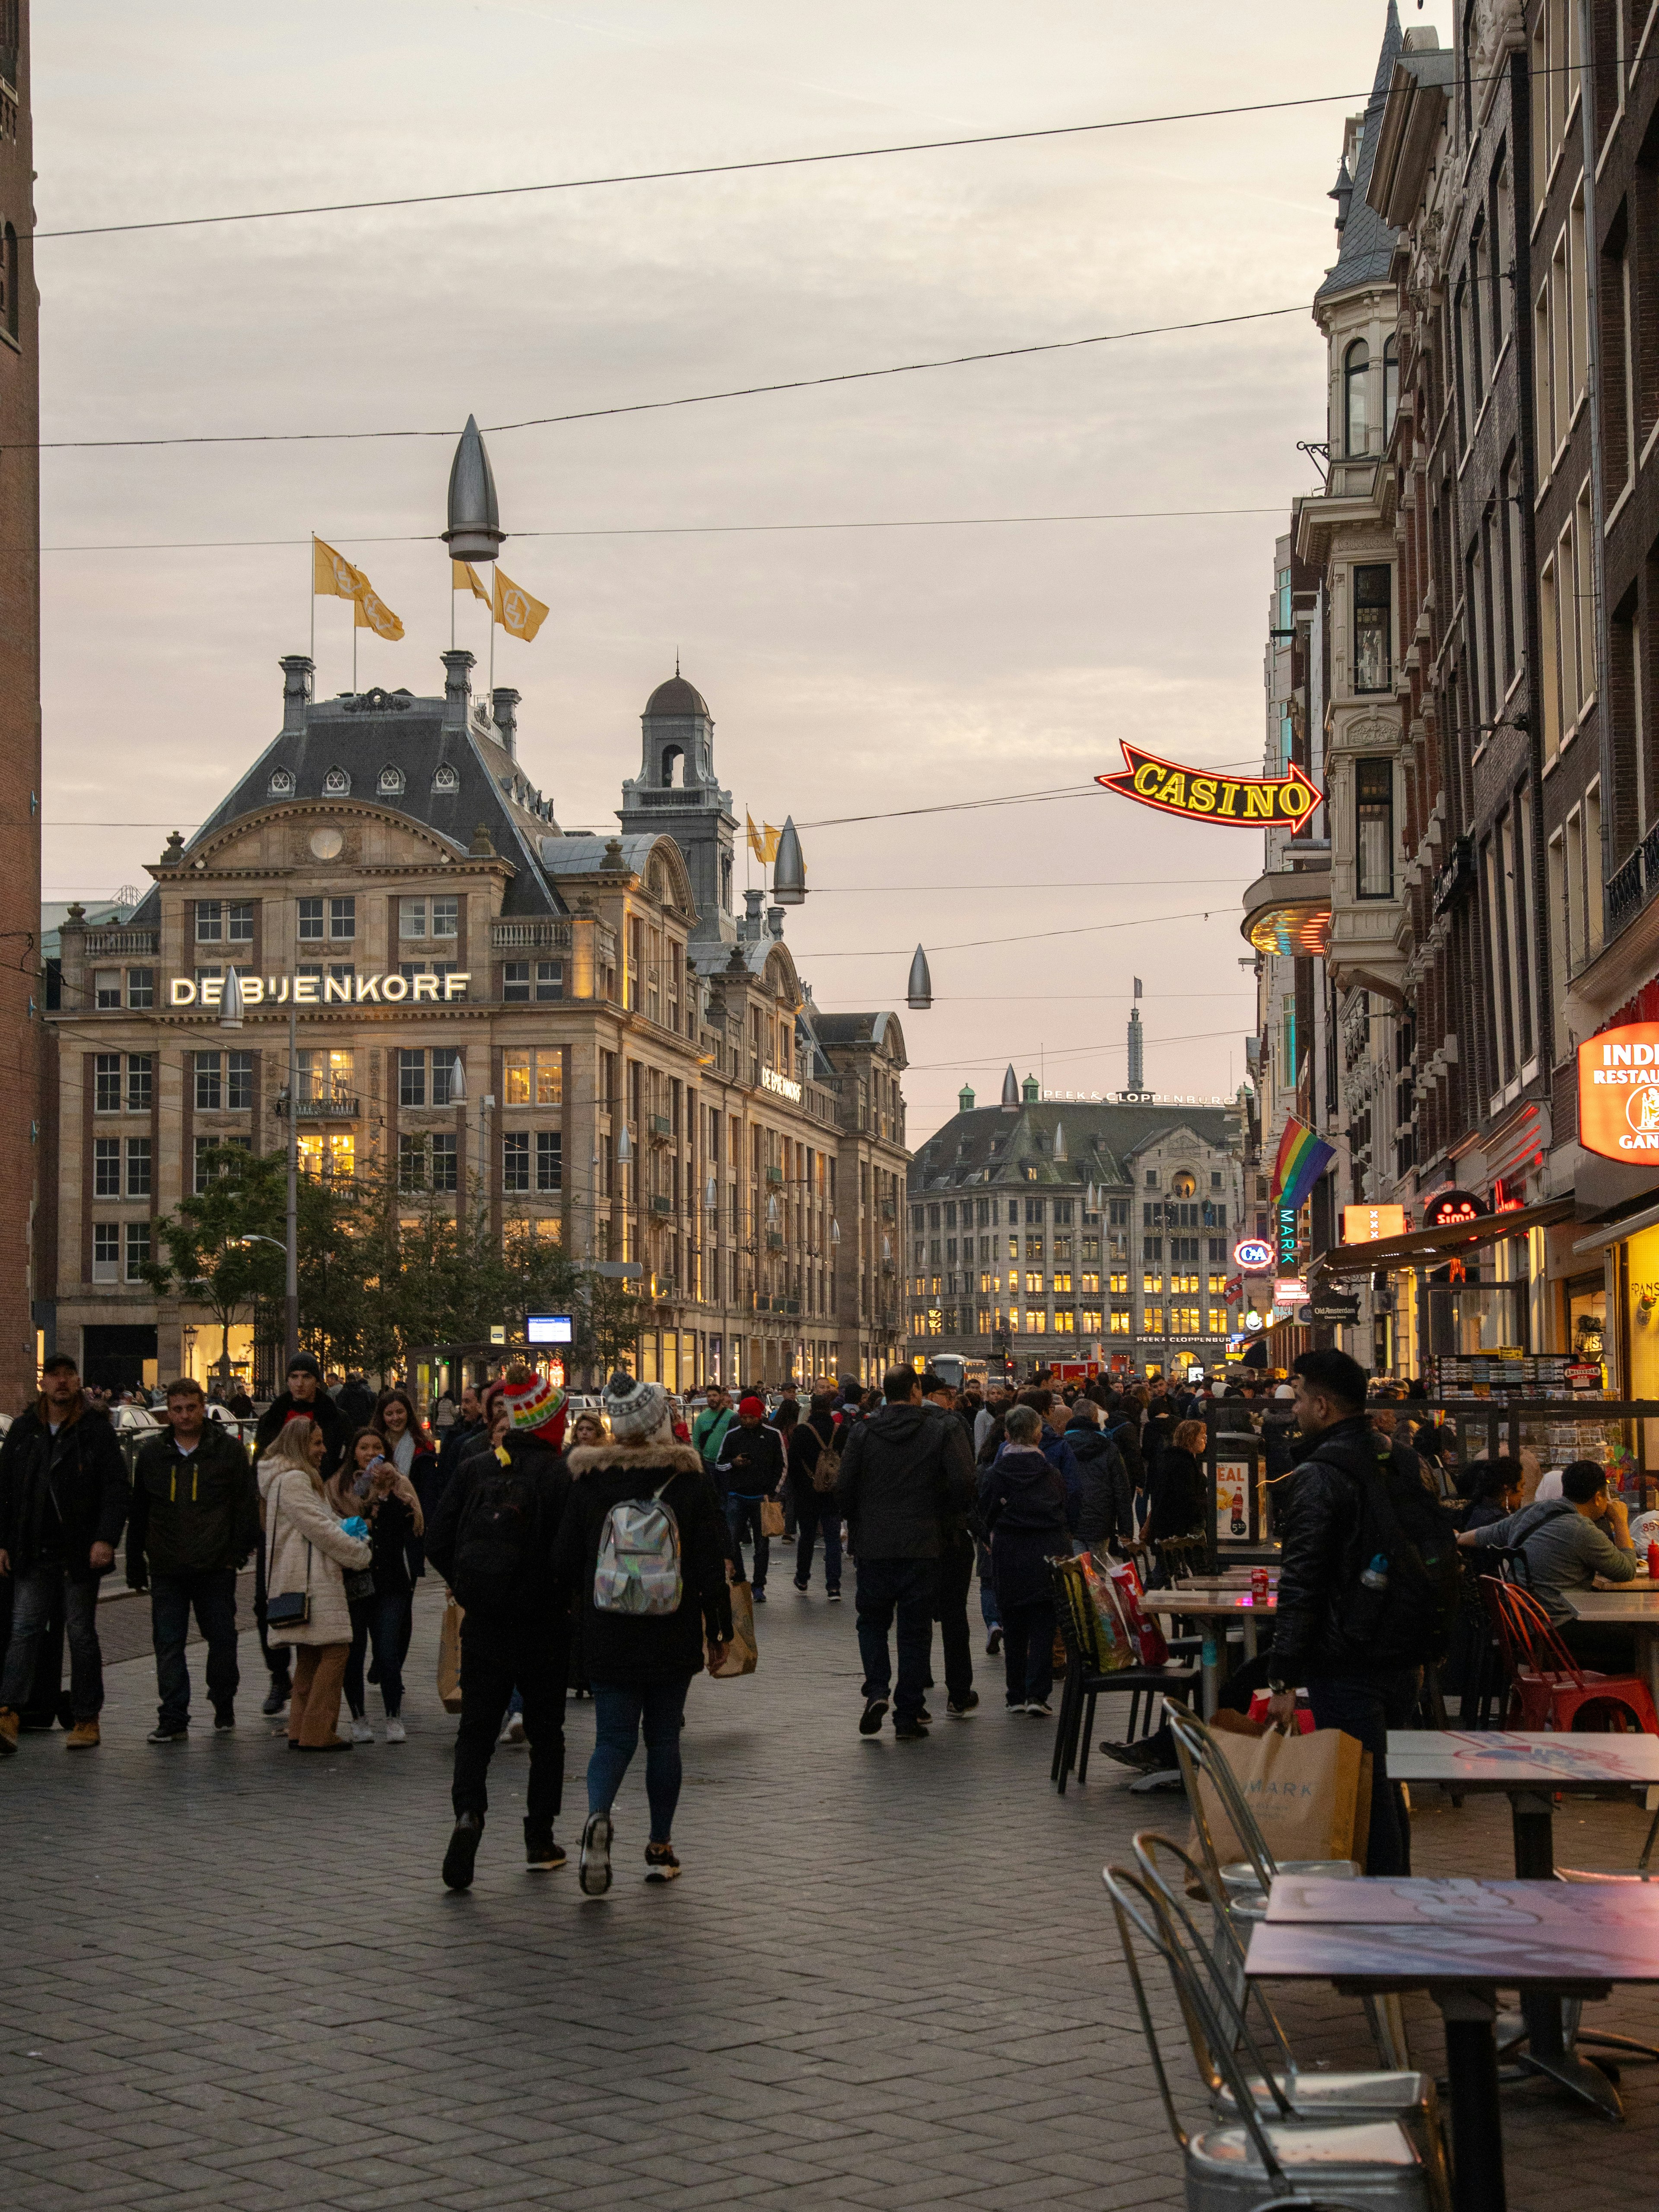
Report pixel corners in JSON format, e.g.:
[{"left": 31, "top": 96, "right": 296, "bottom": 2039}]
[
  {"left": 314, "top": 536, "right": 367, "bottom": 601},
  {"left": 745, "top": 813, "right": 781, "bottom": 864},
  {"left": 452, "top": 559, "right": 492, "bottom": 607},
  {"left": 493, "top": 566, "right": 549, "bottom": 642},
  {"left": 353, "top": 584, "right": 405, "bottom": 641}
]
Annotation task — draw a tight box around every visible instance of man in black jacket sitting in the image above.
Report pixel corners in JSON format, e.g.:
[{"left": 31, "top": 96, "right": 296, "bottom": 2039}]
[
  {"left": 836, "top": 1368, "right": 976, "bottom": 1739},
  {"left": 0, "top": 1355, "right": 130, "bottom": 1752},
  {"left": 1266, "top": 1348, "right": 1451, "bottom": 1876},
  {"left": 426, "top": 1368, "right": 572, "bottom": 1890},
  {"left": 127, "top": 1377, "right": 261, "bottom": 1741}
]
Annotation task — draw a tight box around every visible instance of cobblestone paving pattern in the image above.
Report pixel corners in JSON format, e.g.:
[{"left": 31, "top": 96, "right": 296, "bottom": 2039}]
[{"left": 2, "top": 1582, "right": 1656, "bottom": 2210}]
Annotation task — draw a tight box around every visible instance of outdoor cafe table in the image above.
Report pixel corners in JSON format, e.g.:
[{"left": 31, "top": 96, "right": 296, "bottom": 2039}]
[
  {"left": 1563, "top": 1586, "right": 1659, "bottom": 1708},
  {"left": 1141, "top": 1587, "right": 1274, "bottom": 1714},
  {"left": 1249, "top": 1876, "right": 1659, "bottom": 2212},
  {"left": 1387, "top": 1730, "right": 1659, "bottom": 2115}
]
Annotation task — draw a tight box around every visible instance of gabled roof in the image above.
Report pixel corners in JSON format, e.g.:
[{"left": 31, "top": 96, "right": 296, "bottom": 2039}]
[
  {"left": 1315, "top": 1, "right": 1404, "bottom": 305},
  {"left": 172, "top": 682, "right": 568, "bottom": 918}
]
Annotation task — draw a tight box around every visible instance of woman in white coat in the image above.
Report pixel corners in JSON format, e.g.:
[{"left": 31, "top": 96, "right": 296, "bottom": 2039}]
[{"left": 257, "top": 1416, "right": 373, "bottom": 1751}]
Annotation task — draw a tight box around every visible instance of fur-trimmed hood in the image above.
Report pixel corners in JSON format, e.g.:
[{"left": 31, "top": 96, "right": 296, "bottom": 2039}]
[{"left": 566, "top": 1441, "right": 703, "bottom": 1479}]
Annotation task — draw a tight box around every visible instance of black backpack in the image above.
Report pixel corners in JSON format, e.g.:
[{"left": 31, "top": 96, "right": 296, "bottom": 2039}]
[
  {"left": 450, "top": 1452, "right": 539, "bottom": 1609},
  {"left": 1309, "top": 1431, "right": 1462, "bottom": 1667}
]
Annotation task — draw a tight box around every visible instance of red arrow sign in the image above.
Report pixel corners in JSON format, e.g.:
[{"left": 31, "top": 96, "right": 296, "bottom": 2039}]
[{"left": 1096, "top": 743, "right": 1322, "bottom": 831}]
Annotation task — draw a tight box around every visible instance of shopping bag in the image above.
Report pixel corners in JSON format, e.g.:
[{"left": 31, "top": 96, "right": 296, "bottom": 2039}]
[
  {"left": 1104, "top": 1555, "right": 1169, "bottom": 1667},
  {"left": 709, "top": 1579, "right": 759, "bottom": 1677},
  {"left": 760, "top": 1498, "right": 786, "bottom": 1539},
  {"left": 1077, "top": 1554, "right": 1138, "bottom": 1672},
  {"left": 1189, "top": 1720, "right": 1366, "bottom": 1869},
  {"left": 437, "top": 1596, "right": 464, "bottom": 1714}
]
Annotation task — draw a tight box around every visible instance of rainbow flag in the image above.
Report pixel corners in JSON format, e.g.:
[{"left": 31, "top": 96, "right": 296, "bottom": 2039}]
[{"left": 1271, "top": 1116, "right": 1335, "bottom": 1212}]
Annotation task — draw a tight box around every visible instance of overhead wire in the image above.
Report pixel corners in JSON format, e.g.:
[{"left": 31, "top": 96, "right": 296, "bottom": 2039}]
[{"left": 17, "top": 303, "right": 1306, "bottom": 453}]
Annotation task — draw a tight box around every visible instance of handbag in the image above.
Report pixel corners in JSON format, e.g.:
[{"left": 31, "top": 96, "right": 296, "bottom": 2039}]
[
  {"left": 264, "top": 1480, "right": 313, "bottom": 1628},
  {"left": 344, "top": 1568, "right": 376, "bottom": 1603}
]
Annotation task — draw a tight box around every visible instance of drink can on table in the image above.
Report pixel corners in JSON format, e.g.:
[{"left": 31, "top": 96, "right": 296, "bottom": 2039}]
[{"left": 1250, "top": 1566, "right": 1270, "bottom": 1603}]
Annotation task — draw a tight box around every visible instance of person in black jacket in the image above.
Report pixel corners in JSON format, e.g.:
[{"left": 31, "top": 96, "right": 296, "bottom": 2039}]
[
  {"left": 1265, "top": 1348, "right": 1443, "bottom": 1877},
  {"left": 426, "top": 1368, "right": 572, "bottom": 1891},
  {"left": 552, "top": 1371, "right": 733, "bottom": 1894},
  {"left": 787, "top": 1391, "right": 843, "bottom": 1599},
  {"left": 1064, "top": 1401, "right": 1131, "bottom": 1554},
  {"left": 923, "top": 1372, "right": 980, "bottom": 1714},
  {"left": 1146, "top": 1421, "right": 1208, "bottom": 1544},
  {"left": 251, "top": 1353, "right": 349, "bottom": 1717},
  {"left": 0, "top": 1355, "right": 130, "bottom": 1751},
  {"left": 835, "top": 1368, "right": 976, "bottom": 1739},
  {"left": 126, "top": 1377, "right": 261, "bottom": 1742},
  {"left": 714, "top": 1395, "right": 786, "bottom": 1599},
  {"left": 979, "top": 1405, "right": 1068, "bottom": 1713}
]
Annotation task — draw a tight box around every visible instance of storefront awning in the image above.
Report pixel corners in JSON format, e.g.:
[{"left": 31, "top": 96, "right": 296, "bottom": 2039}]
[
  {"left": 1572, "top": 1199, "right": 1659, "bottom": 1255},
  {"left": 1313, "top": 1196, "right": 1574, "bottom": 1279}
]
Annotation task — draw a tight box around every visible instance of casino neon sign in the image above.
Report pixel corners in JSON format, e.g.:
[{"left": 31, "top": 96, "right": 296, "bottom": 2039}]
[{"left": 1096, "top": 743, "right": 1322, "bottom": 830}]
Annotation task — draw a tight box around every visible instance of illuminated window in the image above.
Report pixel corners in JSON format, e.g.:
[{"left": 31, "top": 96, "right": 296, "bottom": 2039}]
[
  {"left": 1080, "top": 1308, "right": 1103, "bottom": 1333},
  {"left": 1007, "top": 1235, "right": 1019, "bottom": 1261},
  {"left": 1143, "top": 1306, "right": 1165, "bottom": 1334},
  {"left": 297, "top": 1049, "right": 353, "bottom": 1104},
  {"left": 979, "top": 1270, "right": 992, "bottom": 1294},
  {"left": 298, "top": 1131, "right": 355, "bottom": 1179},
  {"left": 1172, "top": 1305, "right": 1201, "bottom": 1334},
  {"left": 1109, "top": 1270, "right": 1128, "bottom": 1296},
  {"left": 1207, "top": 1308, "right": 1227, "bottom": 1334},
  {"left": 504, "top": 1051, "right": 531, "bottom": 1105},
  {"left": 1023, "top": 1309, "right": 1047, "bottom": 1335},
  {"left": 1025, "top": 1269, "right": 1043, "bottom": 1295},
  {"left": 1143, "top": 1271, "right": 1162, "bottom": 1296},
  {"left": 976, "top": 1308, "right": 993, "bottom": 1334},
  {"left": 1081, "top": 1271, "right": 1100, "bottom": 1295},
  {"left": 1171, "top": 1171, "right": 1196, "bottom": 1199},
  {"left": 1053, "top": 1310, "right": 1075, "bottom": 1334},
  {"left": 1171, "top": 1272, "right": 1200, "bottom": 1295},
  {"left": 1052, "top": 1270, "right": 1073, "bottom": 1294},
  {"left": 1208, "top": 1272, "right": 1227, "bottom": 1296},
  {"left": 1027, "top": 1237, "right": 1044, "bottom": 1263},
  {"left": 1109, "top": 1310, "right": 1131, "bottom": 1335},
  {"left": 537, "top": 1054, "right": 562, "bottom": 1107}
]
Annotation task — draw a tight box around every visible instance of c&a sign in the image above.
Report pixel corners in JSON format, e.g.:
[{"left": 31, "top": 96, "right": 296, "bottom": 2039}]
[{"left": 1579, "top": 1023, "right": 1659, "bottom": 1159}]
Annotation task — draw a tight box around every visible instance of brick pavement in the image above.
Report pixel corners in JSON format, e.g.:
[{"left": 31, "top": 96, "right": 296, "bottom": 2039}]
[{"left": 2, "top": 1582, "right": 1658, "bottom": 2211}]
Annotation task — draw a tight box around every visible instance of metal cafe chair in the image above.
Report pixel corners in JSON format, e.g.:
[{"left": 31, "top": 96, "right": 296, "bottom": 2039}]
[
  {"left": 1101, "top": 1863, "right": 1446, "bottom": 2212},
  {"left": 1130, "top": 1831, "right": 1444, "bottom": 2161}
]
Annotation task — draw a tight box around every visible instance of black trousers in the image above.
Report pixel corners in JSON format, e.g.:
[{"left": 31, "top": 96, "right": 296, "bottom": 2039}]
[
  {"left": 451, "top": 1619, "right": 568, "bottom": 1832},
  {"left": 933, "top": 1537, "right": 975, "bottom": 1704}
]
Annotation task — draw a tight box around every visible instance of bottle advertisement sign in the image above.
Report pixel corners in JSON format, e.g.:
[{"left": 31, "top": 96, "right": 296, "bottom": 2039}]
[{"left": 1578, "top": 1022, "right": 1659, "bottom": 1161}]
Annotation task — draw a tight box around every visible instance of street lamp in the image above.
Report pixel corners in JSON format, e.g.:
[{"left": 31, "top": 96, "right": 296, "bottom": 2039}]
[{"left": 906, "top": 944, "right": 932, "bottom": 1010}]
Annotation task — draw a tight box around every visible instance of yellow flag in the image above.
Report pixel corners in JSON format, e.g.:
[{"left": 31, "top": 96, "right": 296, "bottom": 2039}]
[
  {"left": 452, "top": 559, "right": 491, "bottom": 607},
  {"left": 313, "top": 536, "right": 367, "bottom": 601},
  {"left": 353, "top": 584, "right": 405, "bottom": 641},
  {"left": 745, "top": 812, "right": 768, "bottom": 863},
  {"left": 493, "top": 566, "right": 549, "bottom": 642},
  {"left": 744, "top": 814, "right": 782, "bottom": 864}
]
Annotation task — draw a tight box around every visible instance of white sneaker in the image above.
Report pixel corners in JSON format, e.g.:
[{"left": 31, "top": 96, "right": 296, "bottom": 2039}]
[
  {"left": 384, "top": 1717, "right": 407, "bottom": 1744},
  {"left": 350, "top": 1718, "right": 374, "bottom": 1744},
  {"left": 500, "top": 1714, "right": 526, "bottom": 1745}
]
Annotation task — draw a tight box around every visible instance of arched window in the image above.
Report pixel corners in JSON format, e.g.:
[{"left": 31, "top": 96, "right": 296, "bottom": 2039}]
[
  {"left": 1343, "top": 338, "right": 1370, "bottom": 454},
  {"left": 1383, "top": 335, "right": 1399, "bottom": 443}
]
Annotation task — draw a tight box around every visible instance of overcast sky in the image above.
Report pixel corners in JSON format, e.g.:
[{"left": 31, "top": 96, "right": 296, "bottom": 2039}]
[{"left": 35, "top": 0, "right": 1454, "bottom": 1142}]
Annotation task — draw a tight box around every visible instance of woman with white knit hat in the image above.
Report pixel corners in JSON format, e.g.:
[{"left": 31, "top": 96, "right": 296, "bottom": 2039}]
[{"left": 551, "top": 1370, "right": 734, "bottom": 1894}]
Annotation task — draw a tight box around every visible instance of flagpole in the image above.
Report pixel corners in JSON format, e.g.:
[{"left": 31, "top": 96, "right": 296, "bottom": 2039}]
[
  {"left": 309, "top": 537, "right": 315, "bottom": 669},
  {"left": 489, "top": 591, "right": 495, "bottom": 696}
]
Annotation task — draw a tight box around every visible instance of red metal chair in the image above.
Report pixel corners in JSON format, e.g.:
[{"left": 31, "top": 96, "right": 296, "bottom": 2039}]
[{"left": 1487, "top": 1580, "right": 1659, "bottom": 1734}]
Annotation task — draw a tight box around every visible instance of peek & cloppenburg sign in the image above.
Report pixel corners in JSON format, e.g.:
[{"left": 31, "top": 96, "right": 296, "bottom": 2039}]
[{"left": 1578, "top": 1022, "right": 1659, "bottom": 1158}]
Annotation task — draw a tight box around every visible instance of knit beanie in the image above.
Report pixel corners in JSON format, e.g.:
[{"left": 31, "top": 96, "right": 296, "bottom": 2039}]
[
  {"left": 603, "top": 1367, "right": 671, "bottom": 1445},
  {"left": 738, "top": 1394, "right": 764, "bottom": 1419},
  {"left": 286, "top": 1352, "right": 322, "bottom": 1381},
  {"left": 502, "top": 1365, "right": 568, "bottom": 1450}
]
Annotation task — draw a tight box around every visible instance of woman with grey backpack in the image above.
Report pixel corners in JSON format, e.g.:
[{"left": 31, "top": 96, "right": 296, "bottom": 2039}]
[{"left": 551, "top": 1371, "right": 734, "bottom": 1894}]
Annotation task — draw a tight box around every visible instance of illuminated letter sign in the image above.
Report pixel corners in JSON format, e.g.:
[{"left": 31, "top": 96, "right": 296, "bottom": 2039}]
[
  {"left": 1232, "top": 1238, "right": 1273, "bottom": 1272},
  {"left": 167, "top": 971, "right": 470, "bottom": 1007},
  {"left": 1421, "top": 1188, "right": 1486, "bottom": 1230},
  {"left": 1578, "top": 1022, "right": 1659, "bottom": 1161},
  {"left": 1096, "top": 743, "right": 1322, "bottom": 831}
]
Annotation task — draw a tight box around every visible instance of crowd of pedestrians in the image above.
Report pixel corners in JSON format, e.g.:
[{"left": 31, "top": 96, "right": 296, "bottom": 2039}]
[{"left": 0, "top": 1341, "right": 1500, "bottom": 1894}]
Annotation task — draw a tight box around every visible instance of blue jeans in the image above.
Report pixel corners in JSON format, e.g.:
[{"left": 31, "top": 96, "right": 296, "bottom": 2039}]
[
  {"left": 1304, "top": 1667, "right": 1421, "bottom": 1877},
  {"left": 726, "top": 1495, "right": 770, "bottom": 1590},
  {"left": 587, "top": 1677, "right": 692, "bottom": 1842},
  {"left": 794, "top": 1494, "right": 842, "bottom": 1592},
  {"left": 855, "top": 1557, "right": 937, "bottom": 1723},
  {"left": 0, "top": 1566, "right": 103, "bottom": 1720},
  {"left": 344, "top": 1588, "right": 412, "bottom": 1719},
  {"left": 151, "top": 1568, "right": 239, "bottom": 1730}
]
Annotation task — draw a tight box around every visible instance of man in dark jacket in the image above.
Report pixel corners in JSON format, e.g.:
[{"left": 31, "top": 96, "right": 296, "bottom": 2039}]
[
  {"left": 432, "top": 1383, "right": 485, "bottom": 1508},
  {"left": 336, "top": 1371, "right": 376, "bottom": 1426},
  {"left": 426, "top": 1368, "right": 573, "bottom": 1889},
  {"left": 836, "top": 1368, "right": 976, "bottom": 1739},
  {"left": 1266, "top": 1348, "right": 1449, "bottom": 1877},
  {"left": 1064, "top": 1401, "right": 1131, "bottom": 1552},
  {"left": 714, "top": 1395, "right": 786, "bottom": 1599},
  {"left": 0, "top": 1355, "right": 130, "bottom": 1751},
  {"left": 126, "top": 1377, "right": 261, "bottom": 1742},
  {"left": 922, "top": 1372, "right": 979, "bottom": 1714},
  {"left": 251, "top": 1352, "right": 348, "bottom": 1714}
]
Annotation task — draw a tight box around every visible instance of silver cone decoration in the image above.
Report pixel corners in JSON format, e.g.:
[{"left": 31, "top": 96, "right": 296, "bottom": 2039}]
[
  {"left": 1053, "top": 1120, "right": 1067, "bottom": 1161},
  {"left": 1001, "top": 1063, "right": 1019, "bottom": 1111},
  {"left": 448, "top": 1054, "right": 466, "bottom": 1103},
  {"left": 219, "top": 967, "right": 244, "bottom": 1029},
  {"left": 442, "top": 414, "right": 506, "bottom": 562},
  {"left": 772, "top": 816, "right": 806, "bottom": 904},
  {"left": 906, "top": 943, "right": 932, "bottom": 1009}
]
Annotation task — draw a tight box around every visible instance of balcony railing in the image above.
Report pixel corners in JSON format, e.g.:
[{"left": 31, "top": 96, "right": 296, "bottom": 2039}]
[
  {"left": 82, "top": 928, "right": 160, "bottom": 957},
  {"left": 278, "top": 1091, "right": 360, "bottom": 1120},
  {"left": 490, "top": 919, "right": 572, "bottom": 950},
  {"left": 1605, "top": 820, "right": 1659, "bottom": 937}
]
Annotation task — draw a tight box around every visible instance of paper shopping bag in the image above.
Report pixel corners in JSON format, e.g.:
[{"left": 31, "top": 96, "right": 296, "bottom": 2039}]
[
  {"left": 709, "top": 1579, "right": 759, "bottom": 1677},
  {"left": 1190, "top": 1722, "right": 1365, "bottom": 1869},
  {"left": 760, "top": 1498, "right": 786, "bottom": 1539},
  {"left": 437, "top": 1596, "right": 465, "bottom": 1714}
]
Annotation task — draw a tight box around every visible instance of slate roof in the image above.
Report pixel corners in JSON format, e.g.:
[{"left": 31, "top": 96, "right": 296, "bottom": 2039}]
[
  {"left": 1315, "top": 1, "right": 1404, "bottom": 304},
  {"left": 135, "top": 677, "right": 568, "bottom": 924},
  {"left": 644, "top": 676, "right": 711, "bottom": 719},
  {"left": 908, "top": 1099, "right": 1240, "bottom": 1196}
]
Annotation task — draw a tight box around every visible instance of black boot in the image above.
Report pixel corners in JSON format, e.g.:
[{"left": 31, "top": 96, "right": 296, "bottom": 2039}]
[
  {"left": 524, "top": 1819, "right": 567, "bottom": 1871},
  {"left": 442, "top": 1812, "right": 483, "bottom": 1890}
]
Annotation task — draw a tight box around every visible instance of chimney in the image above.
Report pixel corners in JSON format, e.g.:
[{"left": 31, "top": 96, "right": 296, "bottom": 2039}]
[
  {"left": 491, "top": 686, "right": 519, "bottom": 759},
  {"left": 280, "top": 654, "right": 313, "bottom": 736},
  {"left": 442, "top": 648, "right": 474, "bottom": 734},
  {"left": 766, "top": 905, "right": 785, "bottom": 941},
  {"left": 741, "top": 886, "right": 765, "bottom": 940}
]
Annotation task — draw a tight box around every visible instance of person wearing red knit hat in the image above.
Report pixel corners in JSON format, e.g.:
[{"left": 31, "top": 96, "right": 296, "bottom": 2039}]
[
  {"left": 426, "top": 1365, "right": 572, "bottom": 1890},
  {"left": 714, "top": 1393, "right": 786, "bottom": 1601}
]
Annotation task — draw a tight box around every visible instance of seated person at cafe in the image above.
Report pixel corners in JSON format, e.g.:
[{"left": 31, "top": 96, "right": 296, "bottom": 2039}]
[{"left": 1458, "top": 1459, "right": 1637, "bottom": 1670}]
